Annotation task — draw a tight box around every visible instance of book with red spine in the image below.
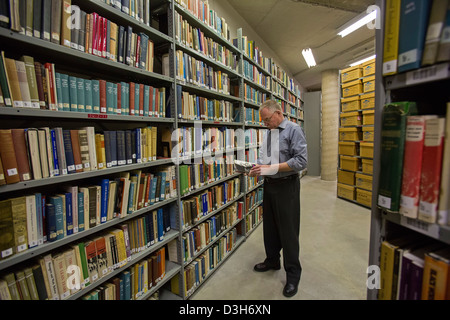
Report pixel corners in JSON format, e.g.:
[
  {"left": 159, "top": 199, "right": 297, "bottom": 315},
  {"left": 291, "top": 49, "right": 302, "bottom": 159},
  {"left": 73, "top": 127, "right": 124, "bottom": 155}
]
[
  {"left": 400, "top": 115, "right": 437, "bottom": 218},
  {"left": 418, "top": 117, "right": 446, "bottom": 223}
]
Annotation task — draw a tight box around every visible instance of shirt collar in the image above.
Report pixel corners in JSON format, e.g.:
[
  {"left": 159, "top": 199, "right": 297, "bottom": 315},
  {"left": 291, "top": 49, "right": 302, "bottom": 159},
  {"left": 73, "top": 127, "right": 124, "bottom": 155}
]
[{"left": 278, "top": 118, "right": 288, "bottom": 130}]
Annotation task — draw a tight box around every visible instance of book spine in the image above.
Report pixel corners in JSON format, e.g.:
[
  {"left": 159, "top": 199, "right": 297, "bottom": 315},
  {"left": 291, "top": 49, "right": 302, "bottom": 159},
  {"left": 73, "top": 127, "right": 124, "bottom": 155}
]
[{"left": 418, "top": 117, "right": 446, "bottom": 223}]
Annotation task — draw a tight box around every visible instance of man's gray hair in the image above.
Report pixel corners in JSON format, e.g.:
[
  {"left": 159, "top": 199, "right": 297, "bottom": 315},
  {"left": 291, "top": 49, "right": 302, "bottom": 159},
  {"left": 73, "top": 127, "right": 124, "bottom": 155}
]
[{"left": 260, "top": 99, "right": 282, "bottom": 113}]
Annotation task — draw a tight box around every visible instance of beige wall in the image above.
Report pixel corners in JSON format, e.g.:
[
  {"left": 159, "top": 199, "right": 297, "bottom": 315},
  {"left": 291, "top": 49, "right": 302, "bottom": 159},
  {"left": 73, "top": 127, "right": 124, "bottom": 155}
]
[{"left": 207, "top": 0, "right": 305, "bottom": 94}]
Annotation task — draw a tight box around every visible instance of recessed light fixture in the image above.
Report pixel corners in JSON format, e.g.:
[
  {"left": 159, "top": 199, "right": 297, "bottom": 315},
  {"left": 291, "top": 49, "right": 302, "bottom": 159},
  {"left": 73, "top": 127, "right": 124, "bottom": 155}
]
[
  {"left": 337, "top": 10, "right": 377, "bottom": 37},
  {"left": 349, "top": 55, "right": 376, "bottom": 67},
  {"left": 302, "top": 48, "right": 316, "bottom": 68}
]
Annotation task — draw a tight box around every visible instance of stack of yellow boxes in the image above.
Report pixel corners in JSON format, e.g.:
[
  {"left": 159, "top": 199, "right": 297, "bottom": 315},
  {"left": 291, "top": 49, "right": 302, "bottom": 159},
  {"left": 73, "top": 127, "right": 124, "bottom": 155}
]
[{"left": 337, "top": 58, "right": 375, "bottom": 208}]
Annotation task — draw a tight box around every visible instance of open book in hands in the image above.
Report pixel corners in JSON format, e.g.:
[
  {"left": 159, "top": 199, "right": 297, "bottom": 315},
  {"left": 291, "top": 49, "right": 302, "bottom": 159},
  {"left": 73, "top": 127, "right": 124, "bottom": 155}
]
[{"left": 234, "top": 160, "right": 256, "bottom": 174}]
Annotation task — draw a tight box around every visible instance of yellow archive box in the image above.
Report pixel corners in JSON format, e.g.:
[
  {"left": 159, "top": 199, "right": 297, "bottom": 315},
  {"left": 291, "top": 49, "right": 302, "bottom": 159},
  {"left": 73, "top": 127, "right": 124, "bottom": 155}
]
[
  {"left": 339, "top": 127, "right": 362, "bottom": 141},
  {"left": 341, "top": 66, "right": 362, "bottom": 83},
  {"left": 340, "top": 155, "right": 360, "bottom": 171},
  {"left": 362, "top": 110, "right": 374, "bottom": 125},
  {"left": 342, "top": 79, "right": 363, "bottom": 97},
  {"left": 338, "top": 170, "right": 355, "bottom": 185},
  {"left": 355, "top": 173, "right": 373, "bottom": 191},
  {"left": 338, "top": 183, "right": 355, "bottom": 201},
  {"left": 362, "top": 58, "right": 376, "bottom": 77},
  {"left": 339, "top": 142, "right": 358, "bottom": 156},
  {"left": 362, "top": 159, "right": 373, "bottom": 175},
  {"left": 363, "top": 75, "right": 375, "bottom": 93},
  {"left": 360, "top": 142, "right": 374, "bottom": 158},
  {"left": 362, "top": 126, "right": 374, "bottom": 142},
  {"left": 341, "top": 96, "right": 360, "bottom": 112},
  {"left": 360, "top": 92, "right": 375, "bottom": 109},
  {"left": 356, "top": 188, "right": 372, "bottom": 207},
  {"left": 340, "top": 111, "right": 361, "bottom": 127}
]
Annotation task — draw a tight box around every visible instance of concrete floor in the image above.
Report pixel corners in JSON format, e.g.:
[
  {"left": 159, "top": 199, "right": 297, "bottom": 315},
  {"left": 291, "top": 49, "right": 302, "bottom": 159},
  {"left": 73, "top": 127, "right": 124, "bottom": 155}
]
[{"left": 191, "top": 175, "right": 372, "bottom": 300}]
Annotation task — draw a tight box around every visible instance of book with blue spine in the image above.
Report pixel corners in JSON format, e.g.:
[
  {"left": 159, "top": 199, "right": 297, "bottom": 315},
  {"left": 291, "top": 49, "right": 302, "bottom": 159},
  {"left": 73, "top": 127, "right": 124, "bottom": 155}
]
[
  {"left": 157, "top": 208, "right": 164, "bottom": 241},
  {"left": 34, "top": 193, "right": 43, "bottom": 245},
  {"left": 77, "top": 77, "right": 85, "bottom": 112},
  {"left": 50, "top": 129, "right": 60, "bottom": 176},
  {"left": 84, "top": 79, "right": 93, "bottom": 113},
  {"left": 49, "top": 196, "right": 64, "bottom": 240},
  {"left": 100, "top": 179, "right": 109, "bottom": 224},
  {"left": 60, "top": 73, "right": 70, "bottom": 112},
  {"left": 64, "top": 192, "right": 73, "bottom": 235},
  {"left": 91, "top": 79, "right": 100, "bottom": 113},
  {"left": 69, "top": 76, "right": 78, "bottom": 111},
  {"left": 398, "top": 0, "right": 433, "bottom": 73}
]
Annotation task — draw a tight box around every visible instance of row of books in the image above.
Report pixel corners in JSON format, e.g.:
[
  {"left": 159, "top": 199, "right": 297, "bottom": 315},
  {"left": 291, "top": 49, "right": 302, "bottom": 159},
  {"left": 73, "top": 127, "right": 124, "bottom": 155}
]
[
  {"left": 99, "top": 0, "right": 154, "bottom": 27},
  {"left": 246, "top": 205, "right": 263, "bottom": 234},
  {"left": 244, "top": 83, "right": 268, "bottom": 105},
  {"left": 82, "top": 247, "right": 166, "bottom": 300},
  {"left": 0, "top": 166, "right": 176, "bottom": 260},
  {"left": 175, "top": 50, "right": 232, "bottom": 95},
  {"left": 0, "top": 53, "right": 167, "bottom": 117},
  {"left": 0, "top": 126, "right": 159, "bottom": 185},
  {"left": 245, "top": 188, "right": 264, "bottom": 214},
  {"left": 232, "top": 35, "right": 271, "bottom": 73},
  {"left": 174, "top": 10, "right": 239, "bottom": 72},
  {"left": 174, "top": 0, "right": 231, "bottom": 42},
  {"left": 243, "top": 60, "right": 271, "bottom": 90},
  {"left": 171, "top": 227, "right": 238, "bottom": 297},
  {"left": 3, "top": 1, "right": 156, "bottom": 72},
  {"left": 271, "top": 61, "right": 291, "bottom": 89},
  {"left": 377, "top": 102, "right": 450, "bottom": 226},
  {"left": 176, "top": 86, "right": 238, "bottom": 122},
  {"left": 180, "top": 177, "right": 241, "bottom": 228},
  {"left": 0, "top": 223, "right": 168, "bottom": 300},
  {"left": 273, "top": 80, "right": 287, "bottom": 101},
  {"left": 245, "top": 107, "right": 263, "bottom": 126},
  {"left": 383, "top": 0, "right": 450, "bottom": 76},
  {"left": 246, "top": 176, "right": 264, "bottom": 191},
  {"left": 245, "top": 128, "right": 266, "bottom": 148},
  {"left": 174, "top": 126, "right": 242, "bottom": 158},
  {"left": 245, "top": 148, "right": 259, "bottom": 164},
  {"left": 379, "top": 235, "right": 450, "bottom": 300},
  {"left": 179, "top": 157, "right": 236, "bottom": 196},
  {"left": 182, "top": 201, "right": 242, "bottom": 263}
]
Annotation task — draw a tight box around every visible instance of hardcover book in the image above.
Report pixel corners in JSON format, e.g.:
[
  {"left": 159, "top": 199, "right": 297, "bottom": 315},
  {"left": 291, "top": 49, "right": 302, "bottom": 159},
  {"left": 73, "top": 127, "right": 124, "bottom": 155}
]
[{"left": 378, "top": 102, "right": 417, "bottom": 213}]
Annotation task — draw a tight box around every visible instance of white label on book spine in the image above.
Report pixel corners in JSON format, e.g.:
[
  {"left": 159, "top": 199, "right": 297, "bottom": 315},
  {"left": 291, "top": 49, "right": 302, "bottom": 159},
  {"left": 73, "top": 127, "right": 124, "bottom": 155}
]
[
  {"left": 67, "top": 165, "right": 75, "bottom": 171},
  {"left": 6, "top": 168, "right": 17, "bottom": 176},
  {"left": 13, "top": 100, "right": 24, "bottom": 107},
  {"left": 1, "top": 248, "right": 12, "bottom": 258},
  {"left": 17, "top": 243, "right": 27, "bottom": 252},
  {"left": 378, "top": 195, "right": 391, "bottom": 209},
  {"left": 398, "top": 49, "right": 418, "bottom": 67},
  {"left": 419, "top": 201, "right": 437, "bottom": 218},
  {"left": 75, "top": 164, "right": 83, "bottom": 170}
]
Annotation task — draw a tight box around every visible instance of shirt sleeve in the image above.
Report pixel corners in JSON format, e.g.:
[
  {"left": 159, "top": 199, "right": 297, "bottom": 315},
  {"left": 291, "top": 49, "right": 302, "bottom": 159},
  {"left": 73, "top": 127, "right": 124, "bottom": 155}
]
[{"left": 286, "top": 126, "right": 308, "bottom": 172}]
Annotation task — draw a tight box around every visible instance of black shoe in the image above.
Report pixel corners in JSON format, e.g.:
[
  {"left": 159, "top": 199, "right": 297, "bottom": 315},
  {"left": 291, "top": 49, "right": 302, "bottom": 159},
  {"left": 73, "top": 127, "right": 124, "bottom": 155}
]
[
  {"left": 253, "top": 262, "right": 281, "bottom": 272},
  {"left": 283, "top": 283, "right": 298, "bottom": 297}
]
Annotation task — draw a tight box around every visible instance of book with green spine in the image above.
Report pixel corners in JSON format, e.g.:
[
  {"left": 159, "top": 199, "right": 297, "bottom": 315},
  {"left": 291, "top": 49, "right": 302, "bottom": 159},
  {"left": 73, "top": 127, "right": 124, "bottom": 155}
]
[{"left": 378, "top": 102, "right": 418, "bottom": 213}]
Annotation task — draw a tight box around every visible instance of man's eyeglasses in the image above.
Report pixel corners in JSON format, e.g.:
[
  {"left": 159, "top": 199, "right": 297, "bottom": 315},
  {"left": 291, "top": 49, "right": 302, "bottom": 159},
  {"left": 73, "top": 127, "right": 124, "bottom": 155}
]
[{"left": 263, "top": 112, "right": 277, "bottom": 124}]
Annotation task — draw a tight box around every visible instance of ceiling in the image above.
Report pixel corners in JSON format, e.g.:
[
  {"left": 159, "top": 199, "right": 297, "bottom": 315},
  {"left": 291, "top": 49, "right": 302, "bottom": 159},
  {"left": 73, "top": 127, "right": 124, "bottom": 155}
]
[{"left": 226, "top": 0, "right": 376, "bottom": 91}]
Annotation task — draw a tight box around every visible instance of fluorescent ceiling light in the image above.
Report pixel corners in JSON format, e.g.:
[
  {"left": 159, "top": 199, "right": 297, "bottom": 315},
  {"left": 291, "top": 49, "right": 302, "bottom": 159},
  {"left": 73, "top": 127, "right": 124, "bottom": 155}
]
[
  {"left": 338, "top": 10, "right": 376, "bottom": 37},
  {"left": 302, "top": 48, "right": 316, "bottom": 68},
  {"left": 349, "top": 55, "right": 376, "bottom": 67}
]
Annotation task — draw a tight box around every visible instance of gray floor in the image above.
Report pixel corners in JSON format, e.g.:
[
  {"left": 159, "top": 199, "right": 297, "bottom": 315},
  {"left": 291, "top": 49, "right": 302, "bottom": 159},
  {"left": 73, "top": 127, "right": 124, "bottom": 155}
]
[{"left": 191, "top": 175, "right": 372, "bottom": 300}]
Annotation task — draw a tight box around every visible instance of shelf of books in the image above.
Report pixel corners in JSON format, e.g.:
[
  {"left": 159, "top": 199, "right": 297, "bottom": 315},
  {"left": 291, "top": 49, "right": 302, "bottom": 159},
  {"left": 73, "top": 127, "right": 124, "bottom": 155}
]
[
  {"left": 0, "top": 0, "right": 304, "bottom": 301},
  {"left": 367, "top": 0, "right": 450, "bottom": 300},
  {"left": 337, "top": 57, "right": 375, "bottom": 209}
]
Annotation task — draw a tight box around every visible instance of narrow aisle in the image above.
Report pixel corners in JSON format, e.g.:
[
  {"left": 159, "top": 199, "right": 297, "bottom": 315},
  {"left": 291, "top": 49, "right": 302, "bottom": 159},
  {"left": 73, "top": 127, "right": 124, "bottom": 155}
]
[{"left": 191, "top": 176, "right": 371, "bottom": 300}]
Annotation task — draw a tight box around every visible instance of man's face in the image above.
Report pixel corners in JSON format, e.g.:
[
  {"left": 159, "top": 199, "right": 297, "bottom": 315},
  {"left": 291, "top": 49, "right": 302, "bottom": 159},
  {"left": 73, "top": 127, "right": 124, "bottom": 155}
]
[{"left": 261, "top": 108, "right": 280, "bottom": 129}]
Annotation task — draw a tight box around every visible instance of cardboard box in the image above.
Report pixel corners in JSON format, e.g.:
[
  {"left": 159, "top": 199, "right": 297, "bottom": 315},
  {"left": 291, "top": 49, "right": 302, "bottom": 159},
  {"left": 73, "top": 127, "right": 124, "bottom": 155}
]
[
  {"left": 363, "top": 75, "right": 375, "bottom": 93},
  {"left": 342, "top": 79, "right": 363, "bottom": 97},
  {"left": 338, "top": 183, "right": 355, "bottom": 200},
  {"left": 355, "top": 173, "right": 373, "bottom": 191},
  {"left": 362, "top": 159, "right": 373, "bottom": 175},
  {"left": 362, "top": 110, "right": 374, "bottom": 125},
  {"left": 362, "top": 126, "right": 374, "bottom": 142},
  {"left": 362, "top": 58, "right": 376, "bottom": 77},
  {"left": 340, "top": 155, "right": 360, "bottom": 171},
  {"left": 341, "top": 96, "right": 360, "bottom": 112},
  {"left": 356, "top": 188, "right": 372, "bottom": 207},
  {"left": 360, "top": 142, "right": 374, "bottom": 158},
  {"left": 338, "top": 170, "right": 355, "bottom": 185},
  {"left": 340, "top": 111, "right": 362, "bottom": 127},
  {"left": 339, "top": 127, "right": 361, "bottom": 141},
  {"left": 339, "top": 141, "right": 358, "bottom": 156},
  {"left": 341, "top": 66, "right": 362, "bottom": 83},
  {"left": 360, "top": 92, "right": 375, "bottom": 109}
]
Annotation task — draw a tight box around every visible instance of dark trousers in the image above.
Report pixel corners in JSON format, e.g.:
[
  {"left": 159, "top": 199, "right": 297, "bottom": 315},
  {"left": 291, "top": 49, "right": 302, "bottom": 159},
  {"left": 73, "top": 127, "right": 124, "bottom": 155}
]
[{"left": 263, "top": 175, "right": 301, "bottom": 284}]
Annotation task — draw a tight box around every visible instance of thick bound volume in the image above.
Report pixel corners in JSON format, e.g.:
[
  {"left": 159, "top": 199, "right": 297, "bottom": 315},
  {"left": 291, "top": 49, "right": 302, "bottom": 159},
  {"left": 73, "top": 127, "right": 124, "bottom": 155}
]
[
  {"left": 418, "top": 117, "right": 446, "bottom": 223},
  {"left": 397, "top": 0, "right": 432, "bottom": 73},
  {"left": 383, "top": 0, "right": 402, "bottom": 75},
  {"left": 0, "top": 129, "right": 20, "bottom": 184},
  {"left": 399, "top": 116, "right": 437, "bottom": 218},
  {"left": 438, "top": 103, "right": 450, "bottom": 225},
  {"left": 378, "top": 102, "right": 417, "bottom": 213}
]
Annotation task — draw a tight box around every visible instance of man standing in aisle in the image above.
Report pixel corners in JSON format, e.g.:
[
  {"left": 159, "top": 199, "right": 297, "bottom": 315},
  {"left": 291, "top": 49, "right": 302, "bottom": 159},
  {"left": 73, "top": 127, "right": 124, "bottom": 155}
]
[{"left": 249, "top": 99, "right": 307, "bottom": 298}]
